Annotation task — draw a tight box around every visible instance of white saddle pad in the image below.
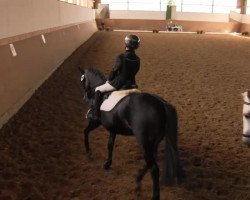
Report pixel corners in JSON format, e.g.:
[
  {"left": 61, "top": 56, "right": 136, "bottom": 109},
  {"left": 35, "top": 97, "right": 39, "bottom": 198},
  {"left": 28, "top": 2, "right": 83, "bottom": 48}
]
[{"left": 100, "top": 89, "right": 140, "bottom": 111}]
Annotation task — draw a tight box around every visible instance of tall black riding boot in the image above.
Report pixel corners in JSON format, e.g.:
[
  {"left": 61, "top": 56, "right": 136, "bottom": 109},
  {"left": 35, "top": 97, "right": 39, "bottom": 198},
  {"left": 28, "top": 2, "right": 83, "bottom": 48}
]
[{"left": 91, "top": 91, "right": 102, "bottom": 121}]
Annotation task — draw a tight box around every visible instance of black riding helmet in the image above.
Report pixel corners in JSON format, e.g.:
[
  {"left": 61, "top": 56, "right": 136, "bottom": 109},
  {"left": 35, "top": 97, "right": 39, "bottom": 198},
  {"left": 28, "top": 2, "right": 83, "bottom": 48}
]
[{"left": 125, "top": 34, "right": 140, "bottom": 50}]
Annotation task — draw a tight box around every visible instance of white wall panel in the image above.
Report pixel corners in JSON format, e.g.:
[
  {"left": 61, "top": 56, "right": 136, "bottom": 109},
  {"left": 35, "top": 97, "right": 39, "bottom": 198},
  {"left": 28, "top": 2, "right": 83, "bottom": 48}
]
[
  {"left": 176, "top": 12, "right": 229, "bottom": 22},
  {"left": 229, "top": 11, "right": 242, "bottom": 22},
  {"left": 0, "top": 0, "right": 95, "bottom": 39},
  {"left": 110, "top": 10, "right": 166, "bottom": 19},
  {"left": 242, "top": 14, "right": 250, "bottom": 23},
  {"left": 110, "top": 10, "right": 229, "bottom": 22}
]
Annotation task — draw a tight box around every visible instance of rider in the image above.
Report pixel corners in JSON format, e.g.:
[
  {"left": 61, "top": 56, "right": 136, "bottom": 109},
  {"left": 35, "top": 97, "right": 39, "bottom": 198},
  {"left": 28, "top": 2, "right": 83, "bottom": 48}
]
[{"left": 91, "top": 34, "right": 141, "bottom": 121}]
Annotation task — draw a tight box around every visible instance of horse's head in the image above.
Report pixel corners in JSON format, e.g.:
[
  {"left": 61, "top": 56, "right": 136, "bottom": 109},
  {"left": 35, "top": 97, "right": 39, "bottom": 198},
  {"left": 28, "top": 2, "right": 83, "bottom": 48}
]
[{"left": 79, "top": 67, "right": 106, "bottom": 104}]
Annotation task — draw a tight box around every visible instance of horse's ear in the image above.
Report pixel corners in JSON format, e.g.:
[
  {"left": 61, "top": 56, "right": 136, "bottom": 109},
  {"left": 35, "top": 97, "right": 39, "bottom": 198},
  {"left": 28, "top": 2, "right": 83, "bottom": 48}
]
[{"left": 78, "top": 67, "right": 85, "bottom": 74}]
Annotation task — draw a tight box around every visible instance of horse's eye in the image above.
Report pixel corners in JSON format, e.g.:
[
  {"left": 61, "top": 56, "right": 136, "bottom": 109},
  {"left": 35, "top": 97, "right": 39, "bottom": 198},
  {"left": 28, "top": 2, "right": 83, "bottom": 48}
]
[{"left": 81, "top": 75, "right": 85, "bottom": 82}]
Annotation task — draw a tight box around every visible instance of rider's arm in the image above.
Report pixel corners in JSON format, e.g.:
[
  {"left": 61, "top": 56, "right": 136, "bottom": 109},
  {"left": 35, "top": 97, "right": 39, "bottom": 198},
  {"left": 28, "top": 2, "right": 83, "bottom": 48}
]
[{"left": 108, "top": 54, "right": 123, "bottom": 81}]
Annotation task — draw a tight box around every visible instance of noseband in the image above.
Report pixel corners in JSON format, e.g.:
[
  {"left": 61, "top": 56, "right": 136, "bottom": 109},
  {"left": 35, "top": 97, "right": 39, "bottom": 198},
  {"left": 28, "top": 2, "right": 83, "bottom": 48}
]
[
  {"left": 243, "top": 101, "right": 250, "bottom": 138},
  {"left": 244, "top": 101, "right": 250, "bottom": 106},
  {"left": 243, "top": 134, "right": 250, "bottom": 138}
]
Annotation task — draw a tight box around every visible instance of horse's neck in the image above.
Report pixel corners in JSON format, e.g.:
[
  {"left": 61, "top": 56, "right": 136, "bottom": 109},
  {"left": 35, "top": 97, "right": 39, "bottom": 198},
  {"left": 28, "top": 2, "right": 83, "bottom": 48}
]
[
  {"left": 93, "top": 80, "right": 106, "bottom": 89},
  {"left": 87, "top": 70, "right": 106, "bottom": 88},
  {"left": 92, "top": 75, "right": 106, "bottom": 87}
]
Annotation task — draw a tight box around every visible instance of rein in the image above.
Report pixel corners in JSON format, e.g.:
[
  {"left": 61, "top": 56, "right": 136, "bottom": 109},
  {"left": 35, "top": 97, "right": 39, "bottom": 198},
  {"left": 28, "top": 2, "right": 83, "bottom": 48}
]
[
  {"left": 88, "top": 82, "right": 106, "bottom": 98},
  {"left": 92, "top": 81, "right": 106, "bottom": 91},
  {"left": 82, "top": 68, "right": 106, "bottom": 104}
]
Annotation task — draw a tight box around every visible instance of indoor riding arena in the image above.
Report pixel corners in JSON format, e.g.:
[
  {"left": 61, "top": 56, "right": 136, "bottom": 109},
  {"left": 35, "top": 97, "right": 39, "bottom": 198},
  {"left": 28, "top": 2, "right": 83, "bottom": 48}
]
[{"left": 1, "top": 1, "right": 250, "bottom": 200}]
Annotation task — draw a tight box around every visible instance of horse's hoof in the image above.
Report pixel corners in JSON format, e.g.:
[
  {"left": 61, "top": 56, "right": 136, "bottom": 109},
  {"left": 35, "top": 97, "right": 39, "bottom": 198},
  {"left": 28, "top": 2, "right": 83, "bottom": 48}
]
[
  {"left": 85, "top": 147, "right": 91, "bottom": 154},
  {"left": 86, "top": 150, "right": 93, "bottom": 160},
  {"left": 151, "top": 196, "right": 160, "bottom": 200},
  {"left": 134, "top": 184, "right": 141, "bottom": 199},
  {"left": 135, "top": 183, "right": 141, "bottom": 193},
  {"left": 136, "top": 175, "right": 143, "bottom": 184},
  {"left": 177, "top": 175, "right": 186, "bottom": 185},
  {"left": 103, "top": 160, "right": 112, "bottom": 170}
]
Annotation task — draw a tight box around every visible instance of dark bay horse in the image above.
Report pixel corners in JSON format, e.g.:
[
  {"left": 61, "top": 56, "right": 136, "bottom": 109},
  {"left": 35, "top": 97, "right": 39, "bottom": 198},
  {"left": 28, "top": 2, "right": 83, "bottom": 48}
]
[{"left": 79, "top": 68, "right": 185, "bottom": 200}]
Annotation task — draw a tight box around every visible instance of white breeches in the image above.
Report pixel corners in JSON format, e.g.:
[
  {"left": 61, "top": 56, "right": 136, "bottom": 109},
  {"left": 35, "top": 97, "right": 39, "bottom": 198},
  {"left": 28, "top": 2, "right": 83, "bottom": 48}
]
[{"left": 95, "top": 81, "right": 116, "bottom": 93}]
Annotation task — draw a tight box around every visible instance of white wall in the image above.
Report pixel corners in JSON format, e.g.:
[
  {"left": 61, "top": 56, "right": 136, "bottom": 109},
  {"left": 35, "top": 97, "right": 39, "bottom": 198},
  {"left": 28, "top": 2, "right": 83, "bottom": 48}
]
[
  {"left": 230, "top": 10, "right": 242, "bottom": 22},
  {"left": 175, "top": 12, "right": 229, "bottom": 22},
  {"left": 0, "top": 0, "right": 95, "bottom": 39},
  {"left": 0, "top": 0, "right": 97, "bottom": 128},
  {"left": 228, "top": 10, "right": 250, "bottom": 24},
  {"left": 242, "top": 14, "right": 250, "bottom": 23},
  {"left": 110, "top": 10, "right": 166, "bottom": 20},
  {"left": 110, "top": 10, "right": 230, "bottom": 22}
]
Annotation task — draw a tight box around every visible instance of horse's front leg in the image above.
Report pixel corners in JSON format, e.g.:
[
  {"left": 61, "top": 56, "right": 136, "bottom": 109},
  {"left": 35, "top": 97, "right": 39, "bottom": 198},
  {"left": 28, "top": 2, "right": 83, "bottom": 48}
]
[
  {"left": 84, "top": 120, "right": 101, "bottom": 155},
  {"left": 104, "top": 131, "right": 116, "bottom": 170}
]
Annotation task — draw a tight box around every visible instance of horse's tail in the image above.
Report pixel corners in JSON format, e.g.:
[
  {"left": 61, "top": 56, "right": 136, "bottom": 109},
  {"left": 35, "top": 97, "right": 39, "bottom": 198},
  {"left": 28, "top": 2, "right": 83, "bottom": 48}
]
[{"left": 163, "top": 104, "right": 185, "bottom": 185}]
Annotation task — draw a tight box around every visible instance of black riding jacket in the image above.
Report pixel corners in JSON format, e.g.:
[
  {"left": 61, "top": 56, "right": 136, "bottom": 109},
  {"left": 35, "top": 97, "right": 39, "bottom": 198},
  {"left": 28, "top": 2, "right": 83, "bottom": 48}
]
[{"left": 108, "top": 50, "right": 140, "bottom": 90}]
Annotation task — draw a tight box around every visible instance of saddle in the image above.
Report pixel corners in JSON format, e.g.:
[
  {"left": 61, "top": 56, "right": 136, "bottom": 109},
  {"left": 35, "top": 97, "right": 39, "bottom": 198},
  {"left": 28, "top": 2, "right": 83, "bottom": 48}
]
[{"left": 100, "top": 88, "right": 140, "bottom": 111}]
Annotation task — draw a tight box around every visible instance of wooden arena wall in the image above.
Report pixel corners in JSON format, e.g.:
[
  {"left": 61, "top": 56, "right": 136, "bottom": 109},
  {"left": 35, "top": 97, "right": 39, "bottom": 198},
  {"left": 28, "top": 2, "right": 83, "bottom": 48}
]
[
  {"left": 96, "top": 19, "right": 241, "bottom": 33},
  {"left": 0, "top": 1, "right": 97, "bottom": 128},
  {"left": 96, "top": 9, "right": 250, "bottom": 33},
  {"left": 241, "top": 23, "right": 250, "bottom": 32}
]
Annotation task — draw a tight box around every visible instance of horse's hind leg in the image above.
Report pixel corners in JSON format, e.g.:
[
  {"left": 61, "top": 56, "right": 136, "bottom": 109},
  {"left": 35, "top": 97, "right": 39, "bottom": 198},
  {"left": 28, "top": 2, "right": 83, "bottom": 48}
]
[
  {"left": 136, "top": 149, "right": 158, "bottom": 184},
  {"left": 104, "top": 131, "right": 116, "bottom": 170},
  {"left": 143, "top": 146, "right": 160, "bottom": 200},
  {"left": 84, "top": 120, "right": 101, "bottom": 155},
  {"left": 135, "top": 142, "right": 160, "bottom": 200},
  {"left": 148, "top": 158, "right": 160, "bottom": 200},
  {"left": 136, "top": 164, "right": 148, "bottom": 184},
  {"left": 135, "top": 164, "right": 148, "bottom": 195}
]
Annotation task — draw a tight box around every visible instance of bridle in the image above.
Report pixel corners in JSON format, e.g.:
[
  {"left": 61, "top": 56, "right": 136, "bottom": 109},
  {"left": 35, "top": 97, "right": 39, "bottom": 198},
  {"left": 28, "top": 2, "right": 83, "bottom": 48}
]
[
  {"left": 81, "top": 74, "right": 105, "bottom": 102},
  {"left": 244, "top": 101, "right": 250, "bottom": 106},
  {"left": 243, "top": 134, "right": 250, "bottom": 138},
  {"left": 81, "top": 75, "right": 93, "bottom": 101},
  {"left": 243, "top": 100, "right": 250, "bottom": 138},
  {"left": 242, "top": 101, "right": 250, "bottom": 138}
]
